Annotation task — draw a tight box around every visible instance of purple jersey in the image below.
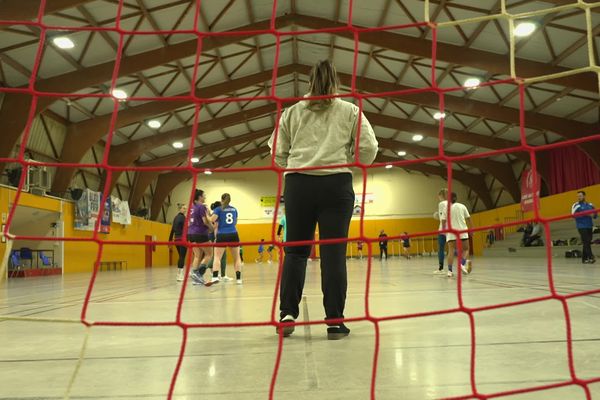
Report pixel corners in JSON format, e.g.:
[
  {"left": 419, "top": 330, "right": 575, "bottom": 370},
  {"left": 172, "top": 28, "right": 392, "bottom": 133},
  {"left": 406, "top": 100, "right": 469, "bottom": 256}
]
[{"left": 188, "top": 203, "right": 208, "bottom": 235}]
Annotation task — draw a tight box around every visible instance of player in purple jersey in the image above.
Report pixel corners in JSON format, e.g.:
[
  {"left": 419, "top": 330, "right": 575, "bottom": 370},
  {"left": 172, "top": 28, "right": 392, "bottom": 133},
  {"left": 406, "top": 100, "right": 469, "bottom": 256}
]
[{"left": 188, "top": 189, "right": 215, "bottom": 286}]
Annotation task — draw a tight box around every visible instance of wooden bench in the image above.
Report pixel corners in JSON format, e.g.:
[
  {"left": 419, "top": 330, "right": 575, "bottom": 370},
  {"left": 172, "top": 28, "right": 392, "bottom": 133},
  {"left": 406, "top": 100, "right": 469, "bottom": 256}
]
[{"left": 99, "top": 260, "right": 128, "bottom": 271}]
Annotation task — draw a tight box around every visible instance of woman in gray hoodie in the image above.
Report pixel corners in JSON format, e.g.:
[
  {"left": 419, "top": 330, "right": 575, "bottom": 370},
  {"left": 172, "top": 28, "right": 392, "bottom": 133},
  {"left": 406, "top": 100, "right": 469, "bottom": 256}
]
[{"left": 269, "top": 60, "right": 379, "bottom": 340}]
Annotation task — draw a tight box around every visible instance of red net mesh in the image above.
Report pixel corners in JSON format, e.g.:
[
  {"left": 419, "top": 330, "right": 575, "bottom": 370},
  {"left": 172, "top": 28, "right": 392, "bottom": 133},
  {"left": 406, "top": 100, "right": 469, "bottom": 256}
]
[{"left": 2, "top": 0, "right": 600, "bottom": 399}]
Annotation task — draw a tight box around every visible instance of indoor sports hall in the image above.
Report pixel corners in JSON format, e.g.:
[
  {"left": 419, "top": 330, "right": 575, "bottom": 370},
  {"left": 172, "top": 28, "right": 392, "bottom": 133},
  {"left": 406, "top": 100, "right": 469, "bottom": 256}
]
[{"left": 1, "top": 1, "right": 600, "bottom": 399}]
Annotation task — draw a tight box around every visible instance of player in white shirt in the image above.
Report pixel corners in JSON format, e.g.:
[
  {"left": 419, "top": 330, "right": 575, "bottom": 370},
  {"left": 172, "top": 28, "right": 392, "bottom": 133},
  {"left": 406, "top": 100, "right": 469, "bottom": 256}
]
[
  {"left": 442, "top": 192, "right": 473, "bottom": 277},
  {"left": 433, "top": 188, "right": 449, "bottom": 275}
]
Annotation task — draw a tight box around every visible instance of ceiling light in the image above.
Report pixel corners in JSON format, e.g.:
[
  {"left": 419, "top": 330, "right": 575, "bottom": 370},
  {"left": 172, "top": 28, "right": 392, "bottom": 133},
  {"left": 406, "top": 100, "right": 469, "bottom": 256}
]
[
  {"left": 111, "top": 89, "right": 128, "bottom": 100},
  {"left": 412, "top": 134, "right": 424, "bottom": 142},
  {"left": 147, "top": 120, "right": 161, "bottom": 129},
  {"left": 514, "top": 21, "right": 536, "bottom": 37},
  {"left": 463, "top": 77, "right": 481, "bottom": 89},
  {"left": 397, "top": 151, "right": 407, "bottom": 156},
  {"left": 52, "top": 36, "right": 74, "bottom": 49},
  {"left": 433, "top": 112, "right": 446, "bottom": 120},
  {"left": 385, "top": 164, "right": 393, "bottom": 169},
  {"left": 190, "top": 157, "right": 200, "bottom": 163},
  {"left": 172, "top": 142, "right": 184, "bottom": 149},
  {"left": 204, "top": 170, "right": 213, "bottom": 175}
]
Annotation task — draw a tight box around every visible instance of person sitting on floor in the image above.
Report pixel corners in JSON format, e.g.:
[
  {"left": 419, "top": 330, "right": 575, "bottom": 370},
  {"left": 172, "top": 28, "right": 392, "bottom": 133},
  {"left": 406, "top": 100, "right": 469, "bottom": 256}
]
[{"left": 524, "top": 222, "right": 543, "bottom": 247}]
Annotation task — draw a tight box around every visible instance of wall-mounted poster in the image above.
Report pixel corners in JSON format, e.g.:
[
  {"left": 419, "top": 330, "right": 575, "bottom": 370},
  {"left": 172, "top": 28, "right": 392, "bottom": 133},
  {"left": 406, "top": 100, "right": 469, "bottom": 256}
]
[
  {"left": 74, "top": 189, "right": 94, "bottom": 231},
  {"left": 74, "top": 189, "right": 111, "bottom": 233},
  {"left": 100, "top": 195, "right": 111, "bottom": 234},
  {"left": 260, "top": 195, "right": 284, "bottom": 217}
]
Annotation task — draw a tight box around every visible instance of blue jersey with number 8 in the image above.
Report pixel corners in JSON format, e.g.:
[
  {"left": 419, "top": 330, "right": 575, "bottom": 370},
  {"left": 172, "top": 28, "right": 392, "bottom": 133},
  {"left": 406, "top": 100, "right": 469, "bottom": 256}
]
[{"left": 213, "top": 205, "right": 238, "bottom": 234}]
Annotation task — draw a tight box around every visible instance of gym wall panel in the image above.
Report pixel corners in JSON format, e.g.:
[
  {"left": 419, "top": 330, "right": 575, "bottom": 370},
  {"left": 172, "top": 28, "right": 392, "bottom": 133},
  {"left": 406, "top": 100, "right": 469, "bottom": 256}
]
[
  {"left": 167, "top": 168, "right": 471, "bottom": 223},
  {"left": 61, "top": 201, "right": 171, "bottom": 273},
  {"left": 470, "top": 183, "right": 600, "bottom": 256},
  {"left": 0, "top": 186, "right": 172, "bottom": 274}
]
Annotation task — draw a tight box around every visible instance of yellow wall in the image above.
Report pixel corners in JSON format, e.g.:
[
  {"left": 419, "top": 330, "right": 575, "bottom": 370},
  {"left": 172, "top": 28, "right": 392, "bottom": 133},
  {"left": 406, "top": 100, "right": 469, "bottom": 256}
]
[
  {"left": 0, "top": 186, "right": 171, "bottom": 274},
  {"left": 235, "top": 183, "right": 600, "bottom": 261},
  {"left": 62, "top": 201, "right": 171, "bottom": 273},
  {"left": 167, "top": 168, "right": 471, "bottom": 223},
  {"left": 167, "top": 166, "right": 467, "bottom": 262},
  {"left": 236, "top": 216, "right": 439, "bottom": 262},
  {"left": 471, "top": 183, "right": 600, "bottom": 256},
  {"left": 6, "top": 182, "right": 593, "bottom": 272}
]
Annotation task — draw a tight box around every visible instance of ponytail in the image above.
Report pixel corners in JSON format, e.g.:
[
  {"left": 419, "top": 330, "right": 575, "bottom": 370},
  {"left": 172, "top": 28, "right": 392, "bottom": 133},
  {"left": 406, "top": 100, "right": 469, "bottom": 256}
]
[{"left": 221, "top": 193, "right": 231, "bottom": 207}]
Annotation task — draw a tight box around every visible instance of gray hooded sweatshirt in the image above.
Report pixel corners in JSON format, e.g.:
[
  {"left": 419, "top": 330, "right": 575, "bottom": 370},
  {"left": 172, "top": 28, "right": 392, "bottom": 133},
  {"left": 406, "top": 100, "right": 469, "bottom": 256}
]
[{"left": 268, "top": 97, "right": 379, "bottom": 175}]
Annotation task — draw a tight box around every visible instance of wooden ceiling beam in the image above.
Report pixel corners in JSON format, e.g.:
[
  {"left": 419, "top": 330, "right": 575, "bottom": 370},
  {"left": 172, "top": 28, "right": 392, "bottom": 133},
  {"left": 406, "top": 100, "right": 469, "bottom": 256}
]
[
  {"left": 378, "top": 138, "right": 520, "bottom": 202},
  {"left": 0, "top": 0, "right": 93, "bottom": 21},
  {"left": 148, "top": 146, "right": 268, "bottom": 219},
  {"left": 377, "top": 154, "right": 494, "bottom": 209}
]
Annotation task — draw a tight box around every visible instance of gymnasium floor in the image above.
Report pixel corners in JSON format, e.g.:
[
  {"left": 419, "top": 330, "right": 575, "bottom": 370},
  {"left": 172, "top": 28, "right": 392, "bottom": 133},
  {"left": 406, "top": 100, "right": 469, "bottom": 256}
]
[{"left": 1, "top": 256, "right": 599, "bottom": 400}]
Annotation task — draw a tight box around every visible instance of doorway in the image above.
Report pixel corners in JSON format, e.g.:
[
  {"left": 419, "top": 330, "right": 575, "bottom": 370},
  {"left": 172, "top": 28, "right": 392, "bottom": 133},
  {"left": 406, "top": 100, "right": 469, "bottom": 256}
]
[
  {"left": 7, "top": 205, "right": 63, "bottom": 277},
  {"left": 145, "top": 235, "right": 153, "bottom": 268}
]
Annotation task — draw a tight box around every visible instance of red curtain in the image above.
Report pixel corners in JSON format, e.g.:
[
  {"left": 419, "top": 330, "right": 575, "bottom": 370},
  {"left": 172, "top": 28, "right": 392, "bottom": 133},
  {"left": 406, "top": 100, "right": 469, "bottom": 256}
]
[{"left": 549, "top": 146, "right": 600, "bottom": 194}]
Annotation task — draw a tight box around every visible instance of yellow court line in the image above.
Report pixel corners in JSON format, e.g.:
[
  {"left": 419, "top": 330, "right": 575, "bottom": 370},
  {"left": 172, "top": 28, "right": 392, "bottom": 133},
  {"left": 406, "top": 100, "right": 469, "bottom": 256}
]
[{"left": 64, "top": 326, "right": 92, "bottom": 400}]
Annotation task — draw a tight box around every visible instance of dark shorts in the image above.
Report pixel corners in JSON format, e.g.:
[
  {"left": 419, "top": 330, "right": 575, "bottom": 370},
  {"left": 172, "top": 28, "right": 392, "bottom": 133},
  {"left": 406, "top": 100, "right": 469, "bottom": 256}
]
[
  {"left": 215, "top": 232, "right": 240, "bottom": 244},
  {"left": 403, "top": 243, "right": 410, "bottom": 248},
  {"left": 188, "top": 234, "right": 210, "bottom": 244},
  {"left": 267, "top": 245, "right": 275, "bottom": 252}
]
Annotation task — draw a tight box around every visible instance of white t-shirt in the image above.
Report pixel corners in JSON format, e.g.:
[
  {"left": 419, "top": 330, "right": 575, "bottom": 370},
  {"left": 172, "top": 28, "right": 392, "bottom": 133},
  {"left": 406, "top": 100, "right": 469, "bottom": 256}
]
[
  {"left": 437, "top": 200, "right": 448, "bottom": 231},
  {"left": 446, "top": 202, "right": 471, "bottom": 241}
]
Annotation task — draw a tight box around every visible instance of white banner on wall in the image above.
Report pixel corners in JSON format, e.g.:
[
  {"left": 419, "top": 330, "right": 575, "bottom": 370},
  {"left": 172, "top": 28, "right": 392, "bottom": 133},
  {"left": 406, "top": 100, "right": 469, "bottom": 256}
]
[
  {"left": 355, "top": 193, "right": 375, "bottom": 204},
  {"left": 262, "top": 207, "right": 284, "bottom": 218},
  {"left": 111, "top": 197, "right": 132, "bottom": 225},
  {"left": 353, "top": 193, "right": 375, "bottom": 217}
]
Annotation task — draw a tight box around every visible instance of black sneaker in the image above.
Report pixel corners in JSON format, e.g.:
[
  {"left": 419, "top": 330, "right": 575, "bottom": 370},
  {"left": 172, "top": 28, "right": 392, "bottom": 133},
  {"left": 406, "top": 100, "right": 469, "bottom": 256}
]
[
  {"left": 276, "top": 315, "right": 295, "bottom": 337},
  {"left": 327, "top": 323, "right": 350, "bottom": 340}
]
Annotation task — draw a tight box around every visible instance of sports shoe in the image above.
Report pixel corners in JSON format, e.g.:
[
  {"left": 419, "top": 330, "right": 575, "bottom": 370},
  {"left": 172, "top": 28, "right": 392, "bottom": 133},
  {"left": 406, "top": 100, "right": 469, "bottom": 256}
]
[
  {"left": 190, "top": 269, "right": 205, "bottom": 285},
  {"left": 461, "top": 260, "right": 473, "bottom": 274},
  {"left": 236, "top": 279, "right": 243, "bottom": 285},
  {"left": 327, "top": 323, "right": 350, "bottom": 340},
  {"left": 176, "top": 269, "right": 185, "bottom": 282},
  {"left": 210, "top": 276, "right": 220, "bottom": 284},
  {"left": 447, "top": 271, "right": 454, "bottom": 277},
  {"left": 221, "top": 275, "right": 234, "bottom": 282},
  {"left": 276, "top": 315, "right": 295, "bottom": 337},
  {"left": 433, "top": 269, "right": 445, "bottom": 275}
]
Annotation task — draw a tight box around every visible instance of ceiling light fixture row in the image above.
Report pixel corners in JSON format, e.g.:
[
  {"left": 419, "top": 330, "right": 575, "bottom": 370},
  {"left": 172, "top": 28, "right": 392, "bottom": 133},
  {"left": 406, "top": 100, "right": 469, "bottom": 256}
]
[
  {"left": 111, "top": 89, "right": 128, "bottom": 100},
  {"left": 52, "top": 37, "right": 74, "bottom": 49},
  {"left": 147, "top": 120, "right": 161, "bottom": 129},
  {"left": 514, "top": 21, "right": 537, "bottom": 37}
]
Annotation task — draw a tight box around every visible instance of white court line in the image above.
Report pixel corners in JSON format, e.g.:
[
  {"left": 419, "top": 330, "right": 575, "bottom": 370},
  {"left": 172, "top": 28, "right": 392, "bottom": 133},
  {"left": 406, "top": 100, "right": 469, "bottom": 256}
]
[{"left": 575, "top": 300, "right": 600, "bottom": 311}]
